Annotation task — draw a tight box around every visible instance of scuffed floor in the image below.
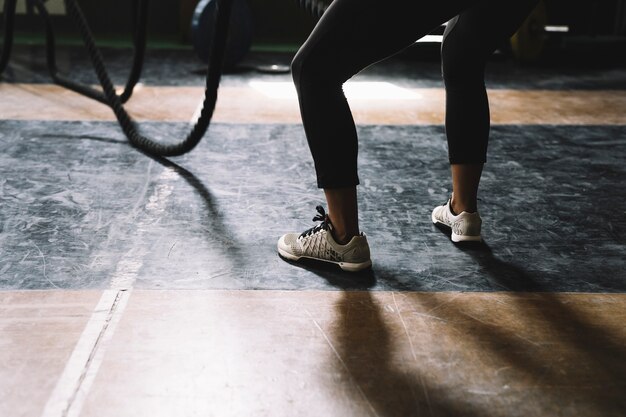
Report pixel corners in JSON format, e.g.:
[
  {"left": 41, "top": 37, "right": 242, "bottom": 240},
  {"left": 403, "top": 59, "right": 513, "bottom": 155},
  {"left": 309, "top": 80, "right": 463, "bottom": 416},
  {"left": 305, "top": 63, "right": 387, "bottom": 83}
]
[{"left": 1, "top": 45, "right": 625, "bottom": 417}]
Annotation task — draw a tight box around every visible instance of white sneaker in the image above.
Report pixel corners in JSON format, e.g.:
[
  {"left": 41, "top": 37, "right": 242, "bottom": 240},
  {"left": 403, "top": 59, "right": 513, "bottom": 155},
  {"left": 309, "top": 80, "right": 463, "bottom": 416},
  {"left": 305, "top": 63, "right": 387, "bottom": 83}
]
[
  {"left": 431, "top": 199, "right": 482, "bottom": 242},
  {"left": 278, "top": 206, "right": 372, "bottom": 272}
]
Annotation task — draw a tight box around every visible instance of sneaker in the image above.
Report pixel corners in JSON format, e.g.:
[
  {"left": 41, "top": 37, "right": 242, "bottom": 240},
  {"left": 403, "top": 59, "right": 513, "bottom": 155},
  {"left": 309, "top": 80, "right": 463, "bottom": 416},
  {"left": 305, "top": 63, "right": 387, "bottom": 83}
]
[
  {"left": 277, "top": 206, "right": 372, "bottom": 272},
  {"left": 431, "top": 199, "right": 482, "bottom": 242}
]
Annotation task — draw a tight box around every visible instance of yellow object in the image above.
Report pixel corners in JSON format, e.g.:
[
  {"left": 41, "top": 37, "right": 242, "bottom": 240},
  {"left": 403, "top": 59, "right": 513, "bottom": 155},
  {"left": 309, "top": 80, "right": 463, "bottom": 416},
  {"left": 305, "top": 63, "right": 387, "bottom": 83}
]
[{"left": 511, "top": 0, "right": 548, "bottom": 62}]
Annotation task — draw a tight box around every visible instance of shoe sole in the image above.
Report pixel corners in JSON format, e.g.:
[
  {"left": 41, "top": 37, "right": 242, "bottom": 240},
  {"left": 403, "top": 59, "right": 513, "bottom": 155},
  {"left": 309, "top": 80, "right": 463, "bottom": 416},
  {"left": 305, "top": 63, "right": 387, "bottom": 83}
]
[
  {"left": 277, "top": 247, "right": 372, "bottom": 272},
  {"left": 431, "top": 213, "right": 482, "bottom": 243}
]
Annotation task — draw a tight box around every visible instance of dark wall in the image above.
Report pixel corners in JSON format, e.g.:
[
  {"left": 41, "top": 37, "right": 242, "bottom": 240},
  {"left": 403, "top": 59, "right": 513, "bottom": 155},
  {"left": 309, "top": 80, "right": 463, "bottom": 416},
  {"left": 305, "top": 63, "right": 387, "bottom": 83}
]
[
  {"left": 9, "top": 0, "right": 317, "bottom": 45},
  {"left": 10, "top": 0, "right": 180, "bottom": 37},
  {"left": 82, "top": 0, "right": 180, "bottom": 37},
  {"left": 8, "top": 0, "right": 625, "bottom": 43},
  {"left": 248, "top": 0, "right": 316, "bottom": 44},
  {"left": 545, "top": 0, "right": 626, "bottom": 35},
  {"left": 182, "top": 0, "right": 317, "bottom": 44}
]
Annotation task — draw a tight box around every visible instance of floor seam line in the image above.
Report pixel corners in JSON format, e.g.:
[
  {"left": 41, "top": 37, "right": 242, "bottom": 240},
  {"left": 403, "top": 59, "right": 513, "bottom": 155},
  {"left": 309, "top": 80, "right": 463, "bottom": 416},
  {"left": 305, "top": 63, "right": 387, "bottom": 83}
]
[{"left": 40, "top": 289, "right": 126, "bottom": 417}]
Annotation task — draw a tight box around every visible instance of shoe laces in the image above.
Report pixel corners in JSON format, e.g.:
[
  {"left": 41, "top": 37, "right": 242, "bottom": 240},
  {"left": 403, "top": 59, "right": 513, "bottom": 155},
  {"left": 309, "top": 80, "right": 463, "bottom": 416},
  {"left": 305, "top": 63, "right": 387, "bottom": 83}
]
[{"left": 299, "top": 205, "right": 332, "bottom": 238}]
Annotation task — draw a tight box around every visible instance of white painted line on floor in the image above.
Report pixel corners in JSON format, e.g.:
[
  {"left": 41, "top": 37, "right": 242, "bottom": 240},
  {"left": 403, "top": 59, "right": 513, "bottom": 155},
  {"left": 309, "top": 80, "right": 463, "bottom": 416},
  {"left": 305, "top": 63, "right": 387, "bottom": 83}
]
[
  {"left": 109, "top": 166, "right": 177, "bottom": 289},
  {"left": 40, "top": 289, "right": 129, "bottom": 417},
  {"left": 64, "top": 290, "right": 131, "bottom": 417},
  {"left": 41, "top": 165, "right": 179, "bottom": 417}
]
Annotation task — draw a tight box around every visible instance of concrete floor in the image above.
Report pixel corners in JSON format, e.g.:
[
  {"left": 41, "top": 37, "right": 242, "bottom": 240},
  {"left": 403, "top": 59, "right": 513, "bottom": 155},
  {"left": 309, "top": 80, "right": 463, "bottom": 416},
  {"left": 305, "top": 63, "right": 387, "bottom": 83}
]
[{"left": 1, "top": 45, "right": 625, "bottom": 416}]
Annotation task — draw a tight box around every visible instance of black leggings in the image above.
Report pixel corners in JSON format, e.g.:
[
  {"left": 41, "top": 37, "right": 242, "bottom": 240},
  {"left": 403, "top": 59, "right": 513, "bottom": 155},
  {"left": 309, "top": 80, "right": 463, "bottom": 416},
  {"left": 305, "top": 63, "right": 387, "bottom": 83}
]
[{"left": 292, "top": 0, "right": 539, "bottom": 188}]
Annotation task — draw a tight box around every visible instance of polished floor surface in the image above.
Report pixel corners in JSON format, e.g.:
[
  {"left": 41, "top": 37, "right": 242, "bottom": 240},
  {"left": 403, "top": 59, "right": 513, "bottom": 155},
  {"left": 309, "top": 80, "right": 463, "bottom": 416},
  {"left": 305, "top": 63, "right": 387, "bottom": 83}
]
[{"left": 1, "top": 45, "right": 625, "bottom": 417}]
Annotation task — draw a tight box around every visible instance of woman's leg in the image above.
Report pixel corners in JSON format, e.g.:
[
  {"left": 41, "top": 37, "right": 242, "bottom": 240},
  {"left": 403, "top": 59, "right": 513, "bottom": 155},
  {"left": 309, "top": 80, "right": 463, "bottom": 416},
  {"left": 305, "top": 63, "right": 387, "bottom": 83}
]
[
  {"left": 293, "top": 0, "right": 471, "bottom": 241},
  {"left": 441, "top": 0, "right": 539, "bottom": 214}
]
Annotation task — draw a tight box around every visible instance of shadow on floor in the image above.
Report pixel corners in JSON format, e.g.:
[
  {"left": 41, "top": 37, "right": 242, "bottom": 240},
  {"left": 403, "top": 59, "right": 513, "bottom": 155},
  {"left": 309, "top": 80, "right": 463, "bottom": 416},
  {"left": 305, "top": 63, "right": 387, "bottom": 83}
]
[{"left": 296, "top": 235, "right": 625, "bottom": 416}]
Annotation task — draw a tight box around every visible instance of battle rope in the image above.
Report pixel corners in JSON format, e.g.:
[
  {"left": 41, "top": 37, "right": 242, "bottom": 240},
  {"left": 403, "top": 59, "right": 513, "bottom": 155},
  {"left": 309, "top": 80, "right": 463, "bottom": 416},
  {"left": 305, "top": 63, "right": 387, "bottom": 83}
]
[
  {"left": 35, "top": 0, "right": 148, "bottom": 105},
  {"left": 56, "top": 0, "right": 234, "bottom": 156},
  {"left": 1, "top": 0, "right": 329, "bottom": 156}
]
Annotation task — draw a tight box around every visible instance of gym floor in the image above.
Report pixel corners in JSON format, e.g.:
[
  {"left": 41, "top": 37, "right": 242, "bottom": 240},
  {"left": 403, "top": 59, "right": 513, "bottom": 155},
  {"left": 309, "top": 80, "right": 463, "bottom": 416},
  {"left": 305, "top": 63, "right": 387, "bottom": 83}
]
[{"left": 1, "top": 44, "right": 625, "bottom": 417}]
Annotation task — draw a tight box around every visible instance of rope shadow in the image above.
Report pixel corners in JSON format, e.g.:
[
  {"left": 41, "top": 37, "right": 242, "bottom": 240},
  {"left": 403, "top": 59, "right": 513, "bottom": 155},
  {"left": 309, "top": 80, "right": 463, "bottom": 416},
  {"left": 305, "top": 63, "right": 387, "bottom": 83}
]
[
  {"left": 146, "top": 152, "right": 243, "bottom": 255},
  {"left": 36, "top": 133, "right": 245, "bottom": 268}
]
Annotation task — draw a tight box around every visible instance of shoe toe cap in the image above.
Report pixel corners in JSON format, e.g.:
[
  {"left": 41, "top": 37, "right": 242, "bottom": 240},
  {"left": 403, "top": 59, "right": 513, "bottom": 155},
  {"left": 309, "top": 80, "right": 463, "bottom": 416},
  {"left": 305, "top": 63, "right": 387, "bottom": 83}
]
[{"left": 277, "top": 233, "right": 299, "bottom": 251}]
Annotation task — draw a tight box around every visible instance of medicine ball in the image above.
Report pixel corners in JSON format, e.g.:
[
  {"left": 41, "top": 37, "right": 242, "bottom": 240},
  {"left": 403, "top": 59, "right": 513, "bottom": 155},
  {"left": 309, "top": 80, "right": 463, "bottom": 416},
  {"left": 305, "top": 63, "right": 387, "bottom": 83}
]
[{"left": 191, "top": 0, "right": 254, "bottom": 69}]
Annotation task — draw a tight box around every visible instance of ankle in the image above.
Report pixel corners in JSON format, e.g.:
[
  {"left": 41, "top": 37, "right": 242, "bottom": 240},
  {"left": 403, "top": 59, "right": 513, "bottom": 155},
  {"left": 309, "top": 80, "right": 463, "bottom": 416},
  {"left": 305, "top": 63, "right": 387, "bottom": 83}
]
[
  {"left": 331, "top": 228, "right": 358, "bottom": 245},
  {"left": 326, "top": 213, "right": 359, "bottom": 245},
  {"left": 450, "top": 197, "right": 477, "bottom": 215}
]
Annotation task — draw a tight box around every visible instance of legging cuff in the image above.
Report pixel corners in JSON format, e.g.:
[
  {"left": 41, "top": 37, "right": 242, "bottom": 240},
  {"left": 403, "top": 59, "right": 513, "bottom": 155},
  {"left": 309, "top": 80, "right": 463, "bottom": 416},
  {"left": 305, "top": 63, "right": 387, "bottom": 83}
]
[
  {"left": 448, "top": 157, "right": 487, "bottom": 165},
  {"left": 316, "top": 175, "right": 360, "bottom": 189}
]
